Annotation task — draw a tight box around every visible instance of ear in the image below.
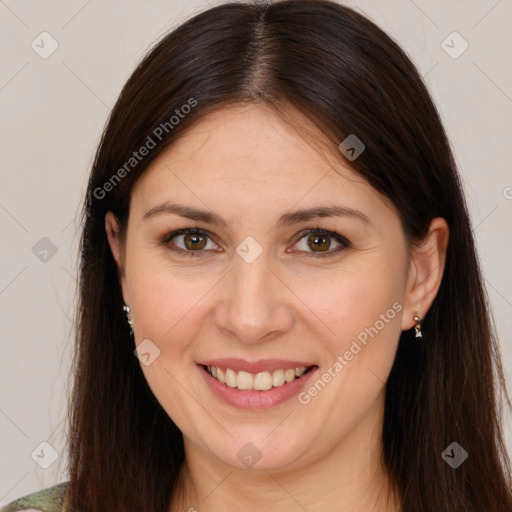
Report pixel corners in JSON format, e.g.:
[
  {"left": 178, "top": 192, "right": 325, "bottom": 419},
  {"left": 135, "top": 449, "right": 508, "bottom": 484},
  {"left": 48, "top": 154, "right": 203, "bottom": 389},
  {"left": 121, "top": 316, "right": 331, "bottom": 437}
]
[
  {"left": 401, "top": 217, "right": 449, "bottom": 330},
  {"left": 105, "top": 211, "right": 129, "bottom": 304}
]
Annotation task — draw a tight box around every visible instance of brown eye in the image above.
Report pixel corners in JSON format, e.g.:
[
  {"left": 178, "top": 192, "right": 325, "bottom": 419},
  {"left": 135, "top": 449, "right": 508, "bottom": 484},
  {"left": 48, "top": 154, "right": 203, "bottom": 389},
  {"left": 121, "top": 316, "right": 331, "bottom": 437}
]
[
  {"left": 162, "top": 228, "right": 217, "bottom": 257},
  {"left": 183, "top": 232, "right": 207, "bottom": 251},
  {"left": 162, "top": 227, "right": 350, "bottom": 259},
  {"left": 293, "top": 228, "right": 350, "bottom": 258},
  {"left": 307, "top": 233, "right": 331, "bottom": 252}
]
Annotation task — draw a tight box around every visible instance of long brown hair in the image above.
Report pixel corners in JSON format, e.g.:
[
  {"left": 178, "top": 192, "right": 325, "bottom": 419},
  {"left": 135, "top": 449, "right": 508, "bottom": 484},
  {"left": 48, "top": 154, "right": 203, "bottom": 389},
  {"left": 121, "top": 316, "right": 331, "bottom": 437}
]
[{"left": 66, "top": 1, "right": 512, "bottom": 510}]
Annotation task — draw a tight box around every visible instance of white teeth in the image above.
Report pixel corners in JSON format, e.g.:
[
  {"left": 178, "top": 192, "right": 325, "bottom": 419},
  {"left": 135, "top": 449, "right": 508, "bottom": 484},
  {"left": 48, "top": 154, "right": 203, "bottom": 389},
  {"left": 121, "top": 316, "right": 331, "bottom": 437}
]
[
  {"left": 237, "top": 371, "right": 254, "bottom": 390},
  {"left": 285, "top": 369, "right": 296, "bottom": 382},
  {"left": 253, "top": 372, "right": 273, "bottom": 391},
  {"left": 225, "top": 368, "right": 237, "bottom": 388},
  {"left": 206, "top": 365, "right": 311, "bottom": 391},
  {"left": 272, "top": 369, "right": 285, "bottom": 387}
]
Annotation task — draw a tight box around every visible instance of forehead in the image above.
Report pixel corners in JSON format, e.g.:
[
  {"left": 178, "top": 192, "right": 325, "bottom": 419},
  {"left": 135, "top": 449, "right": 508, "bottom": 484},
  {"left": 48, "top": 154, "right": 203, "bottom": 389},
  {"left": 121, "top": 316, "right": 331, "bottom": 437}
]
[{"left": 130, "top": 104, "right": 395, "bottom": 225}]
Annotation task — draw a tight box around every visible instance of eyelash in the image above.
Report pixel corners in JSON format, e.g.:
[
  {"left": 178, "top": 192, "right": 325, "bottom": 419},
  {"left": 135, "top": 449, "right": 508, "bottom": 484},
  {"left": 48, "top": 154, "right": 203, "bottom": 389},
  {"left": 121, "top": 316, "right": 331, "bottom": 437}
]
[{"left": 160, "top": 226, "right": 351, "bottom": 259}]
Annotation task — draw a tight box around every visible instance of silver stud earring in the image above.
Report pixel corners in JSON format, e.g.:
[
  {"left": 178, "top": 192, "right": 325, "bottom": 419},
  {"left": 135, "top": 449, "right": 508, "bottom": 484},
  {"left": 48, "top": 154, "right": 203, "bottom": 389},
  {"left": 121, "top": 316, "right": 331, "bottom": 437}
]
[
  {"left": 122, "top": 304, "right": 134, "bottom": 335},
  {"left": 413, "top": 312, "right": 422, "bottom": 339}
]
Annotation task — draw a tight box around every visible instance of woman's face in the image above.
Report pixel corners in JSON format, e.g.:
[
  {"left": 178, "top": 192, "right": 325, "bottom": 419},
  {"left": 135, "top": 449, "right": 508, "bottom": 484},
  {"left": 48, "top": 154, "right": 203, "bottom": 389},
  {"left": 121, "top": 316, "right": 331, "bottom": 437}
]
[{"left": 106, "top": 104, "right": 424, "bottom": 472}]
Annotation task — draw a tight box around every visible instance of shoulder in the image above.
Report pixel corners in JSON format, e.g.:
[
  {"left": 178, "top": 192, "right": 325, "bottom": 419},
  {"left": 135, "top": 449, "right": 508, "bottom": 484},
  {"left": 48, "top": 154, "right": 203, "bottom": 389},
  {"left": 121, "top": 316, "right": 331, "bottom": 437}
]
[{"left": 0, "top": 481, "right": 69, "bottom": 512}]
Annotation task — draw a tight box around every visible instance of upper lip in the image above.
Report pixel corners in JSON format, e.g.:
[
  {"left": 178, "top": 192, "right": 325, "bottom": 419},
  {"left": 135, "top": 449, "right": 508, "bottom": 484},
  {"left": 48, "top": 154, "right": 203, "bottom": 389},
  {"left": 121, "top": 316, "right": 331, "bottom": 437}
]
[{"left": 198, "top": 358, "right": 317, "bottom": 374}]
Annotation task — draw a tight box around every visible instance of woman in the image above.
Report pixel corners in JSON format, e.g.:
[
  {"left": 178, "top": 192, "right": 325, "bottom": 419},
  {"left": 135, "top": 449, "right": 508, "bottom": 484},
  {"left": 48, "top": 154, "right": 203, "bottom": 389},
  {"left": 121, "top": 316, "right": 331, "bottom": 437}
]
[{"left": 2, "top": 0, "right": 511, "bottom": 511}]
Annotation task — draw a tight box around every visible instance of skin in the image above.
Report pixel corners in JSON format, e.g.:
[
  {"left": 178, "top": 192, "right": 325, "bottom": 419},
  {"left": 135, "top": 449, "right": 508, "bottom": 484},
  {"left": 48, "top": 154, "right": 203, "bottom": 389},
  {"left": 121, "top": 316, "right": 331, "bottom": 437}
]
[{"left": 106, "top": 104, "right": 449, "bottom": 512}]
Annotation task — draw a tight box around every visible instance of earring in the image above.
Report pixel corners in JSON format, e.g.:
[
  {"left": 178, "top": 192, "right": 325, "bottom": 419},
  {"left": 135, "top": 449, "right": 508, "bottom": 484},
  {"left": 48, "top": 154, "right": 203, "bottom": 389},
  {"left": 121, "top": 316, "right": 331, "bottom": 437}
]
[
  {"left": 122, "top": 304, "right": 134, "bottom": 335},
  {"left": 413, "top": 312, "right": 422, "bottom": 338}
]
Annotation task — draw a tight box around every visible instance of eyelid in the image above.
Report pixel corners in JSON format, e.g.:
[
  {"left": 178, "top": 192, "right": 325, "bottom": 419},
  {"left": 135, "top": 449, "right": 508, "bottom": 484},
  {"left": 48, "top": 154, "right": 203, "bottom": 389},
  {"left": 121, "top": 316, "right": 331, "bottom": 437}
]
[
  {"left": 160, "top": 226, "right": 350, "bottom": 258},
  {"left": 292, "top": 228, "right": 350, "bottom": 258},
  {"left": 160, "top": 227, "right": 220, "bottom": 256}
]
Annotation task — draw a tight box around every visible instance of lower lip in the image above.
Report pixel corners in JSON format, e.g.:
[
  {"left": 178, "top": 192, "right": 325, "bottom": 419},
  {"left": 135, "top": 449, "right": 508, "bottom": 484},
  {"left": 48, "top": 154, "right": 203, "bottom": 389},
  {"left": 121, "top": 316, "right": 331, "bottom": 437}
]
[{"left": 197, "top": 364, "right": 318, "bottom": 410}]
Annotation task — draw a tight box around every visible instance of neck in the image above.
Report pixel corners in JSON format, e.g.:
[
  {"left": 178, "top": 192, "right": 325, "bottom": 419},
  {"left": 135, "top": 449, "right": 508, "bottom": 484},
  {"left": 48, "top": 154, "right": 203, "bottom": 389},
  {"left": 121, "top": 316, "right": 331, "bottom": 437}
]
[{"left": 169, "top": 394, "right": 400, "bottom": 512}]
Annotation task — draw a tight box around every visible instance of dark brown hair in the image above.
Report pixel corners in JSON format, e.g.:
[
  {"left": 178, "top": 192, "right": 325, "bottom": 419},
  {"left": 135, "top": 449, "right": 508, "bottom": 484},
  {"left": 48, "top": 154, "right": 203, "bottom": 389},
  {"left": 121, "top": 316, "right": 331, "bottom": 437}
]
[{"left": 66, "top": 1, "right": 512, "bottom": 510}]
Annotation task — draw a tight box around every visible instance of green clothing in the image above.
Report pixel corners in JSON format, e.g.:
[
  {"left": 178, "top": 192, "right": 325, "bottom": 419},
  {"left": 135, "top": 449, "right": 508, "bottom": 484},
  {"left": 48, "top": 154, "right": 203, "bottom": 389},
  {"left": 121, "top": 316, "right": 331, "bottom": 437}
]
[{"left": 0, "top": 482, "right": 68, "bottom": 512}]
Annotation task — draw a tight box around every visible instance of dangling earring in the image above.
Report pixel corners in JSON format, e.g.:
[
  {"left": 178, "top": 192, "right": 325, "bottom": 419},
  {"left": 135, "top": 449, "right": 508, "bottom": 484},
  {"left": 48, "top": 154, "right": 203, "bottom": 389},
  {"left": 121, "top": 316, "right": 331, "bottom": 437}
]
[
  {"left": 122, "top": 304, "right": 134, "bottom": 335},
  {"left": 413, "top": 312, "right": 422, "bottom": 338}
]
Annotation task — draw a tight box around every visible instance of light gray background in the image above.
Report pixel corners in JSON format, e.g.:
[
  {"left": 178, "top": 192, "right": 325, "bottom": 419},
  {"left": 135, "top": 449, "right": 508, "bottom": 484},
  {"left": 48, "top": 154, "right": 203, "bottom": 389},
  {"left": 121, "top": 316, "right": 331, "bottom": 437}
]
[{"left": 1, "top": 0, "right": 511, "bottom": 504}]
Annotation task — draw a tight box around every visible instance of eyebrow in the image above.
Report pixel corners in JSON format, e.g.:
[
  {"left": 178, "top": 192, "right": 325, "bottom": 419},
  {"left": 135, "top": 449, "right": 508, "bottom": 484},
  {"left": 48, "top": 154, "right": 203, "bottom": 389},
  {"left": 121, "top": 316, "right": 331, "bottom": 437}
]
[{"left": 142, "top": 202, "right": 371, "bottom": 227}]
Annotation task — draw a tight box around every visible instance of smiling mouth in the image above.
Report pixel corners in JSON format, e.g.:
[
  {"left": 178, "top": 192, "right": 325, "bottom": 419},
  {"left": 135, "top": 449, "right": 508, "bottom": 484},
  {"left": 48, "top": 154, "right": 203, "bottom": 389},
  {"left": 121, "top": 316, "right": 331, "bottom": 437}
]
[{"left": 201, "top": 364, "right": 317, "bottom": 391}]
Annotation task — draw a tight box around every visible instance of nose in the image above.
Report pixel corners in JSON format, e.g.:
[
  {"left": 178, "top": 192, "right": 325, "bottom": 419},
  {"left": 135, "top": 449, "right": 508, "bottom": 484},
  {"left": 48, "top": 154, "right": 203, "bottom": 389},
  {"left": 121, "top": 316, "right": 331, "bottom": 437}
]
[{"left": 214, "top": 252, "right": 294, "bottom": 345}]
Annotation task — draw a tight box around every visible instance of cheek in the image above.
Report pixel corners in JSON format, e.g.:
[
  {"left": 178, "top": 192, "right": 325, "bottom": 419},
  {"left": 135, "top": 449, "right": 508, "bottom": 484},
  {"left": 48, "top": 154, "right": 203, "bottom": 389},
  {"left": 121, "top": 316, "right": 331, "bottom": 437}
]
[
  {"left": 128, "top": 244, "right": 406, "bottom": 352},
  {"left": 295, "top": 266, "right": 404, "bottom": 419},
  {"left": 126, "top": 246, "right": 193, "bottom": 329},
  {"left": 292, "top": 259, "right": 406, "bottom": 419},
  {"left": 127, "top": 259, "right": 211, "bottom": 428},
  {"left": 294, "top": 259, "right": 405, "bottom": 349}
]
